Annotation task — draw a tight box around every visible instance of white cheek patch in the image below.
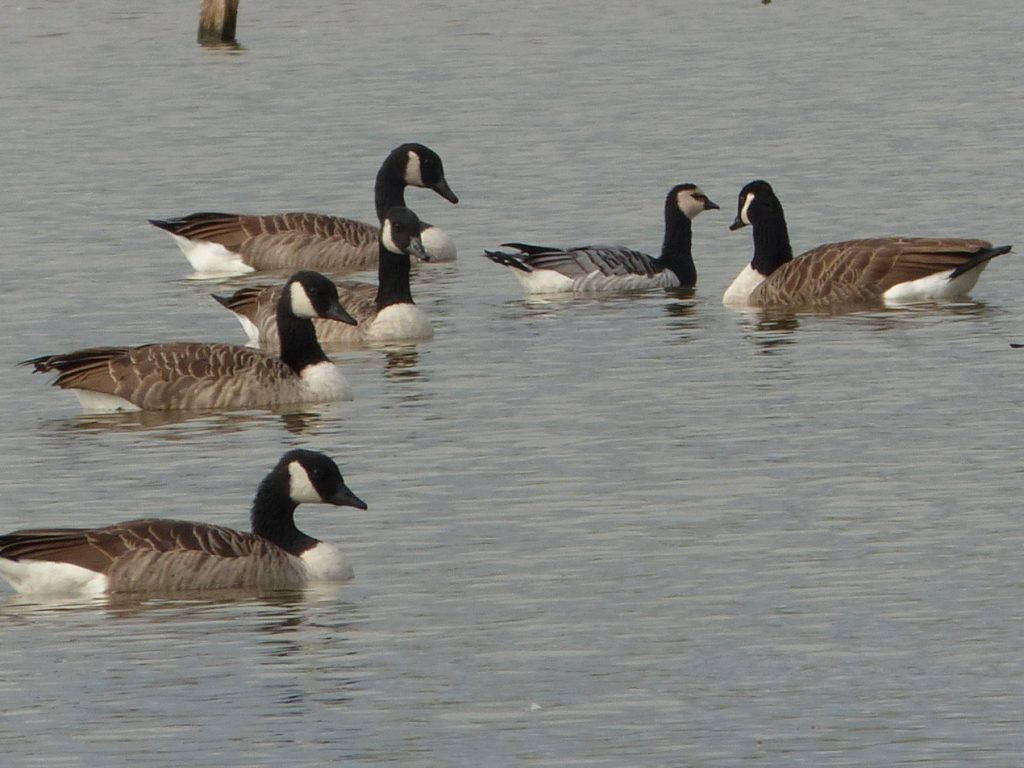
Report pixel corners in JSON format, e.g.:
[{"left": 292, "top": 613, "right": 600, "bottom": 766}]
[
  {"left": 676, "top": 191, "right": 701, "bottom": 220},
  {"left": 289, "top": 281, "right": 318, "bottom": 319},
  {"left": 381, "top": 219, "right": 401, "bottom": 254},
  {"left": 288, "top": 461, "right": 322, "bottom": 503},
  {"left": 404, "top": 150, "right": 423, "bottom": 187},
  {"left": 739, "top": 192, "right": 755, "bottom": 225}
]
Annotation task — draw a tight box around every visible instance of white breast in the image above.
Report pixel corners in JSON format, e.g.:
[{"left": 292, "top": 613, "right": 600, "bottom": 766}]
[
  {"left": 722, "top": 264, "right": 766, "bottom": 306},
  {"left": 421, "top": 226, "right": 457, "bottom": 262},
  {"left": 300, "top": 361, "right": 353, "bottom": 401},
  {"left": 301, "top": 542, "right": 354, "bottom": 582},
  {"left": 366, "top": 304, "right": 434, "bottom": 341}
]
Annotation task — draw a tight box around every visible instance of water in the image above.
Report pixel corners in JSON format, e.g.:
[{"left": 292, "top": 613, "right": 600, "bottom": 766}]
[{"left": 1, "top": 1, "right": 1023, "bottom": 765}]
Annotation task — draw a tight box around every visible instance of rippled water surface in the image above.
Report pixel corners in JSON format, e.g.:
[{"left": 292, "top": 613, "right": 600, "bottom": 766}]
[{"left": 2, "top": 2, "right": 1024, "bottom": 766}]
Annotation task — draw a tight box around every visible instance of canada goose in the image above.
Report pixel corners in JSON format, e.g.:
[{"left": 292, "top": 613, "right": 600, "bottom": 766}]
[
  {"left": 149, "top": 142, "right": 459, "bottom": 275},
  {"left": 23, "top": 271, "right": 356, "bottom": 411},
  {"left": 215, "top": 206, "right": 433, "bottom": 347},
  {"left": 0, "top": 450, "right": 367, "bottom": 595},
  {"left": 724, "top": 179, "right": 1012, "bottom": 307},
  {"left": 482, "top": 184, "right": 718, "bottom": 293}
]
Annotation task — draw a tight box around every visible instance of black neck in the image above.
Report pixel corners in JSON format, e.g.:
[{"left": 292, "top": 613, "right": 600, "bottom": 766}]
[
  {"left": 656, "top": 204, "right": 696, "bottom": 286},
  {"left": 375, "top": 245, "right": 414, "bottom": 309},
  {"left": 750, "top": 211, "right": 794, "bottom": 277},
  {"left": 250, "top": 472, "right": 317, "bottom": 556},
  {"left": 374, "top": 157, "right": 407, "bottom": 223},
  {"left": 277, "top": 301, "right": 329, "bottom": 375}
]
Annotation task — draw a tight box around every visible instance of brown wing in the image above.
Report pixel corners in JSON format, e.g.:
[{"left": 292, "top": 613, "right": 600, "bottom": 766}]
[
  {"left": 152, "top": 212, "right": 252, "bottom": 250},
  {"left": 218, "top": 281, "right": 378, "bottom": 347},
  {"left": 155, "top": 212, "right": 380, "bottom": 272},
  {"left": 0, "top": 527, "right": 121, "bottom": 572},
  {"left": 0, "top": 519, "right": 260, "bottom": 567},
  {"left": 0, "top": 520, "right": 308, "bottom": 592},
  {"left": 753, "top": 237, "right": 997, "bottom": 306},
  {"left": 25, "top": 343, "right": 298, "bottom": 409}
]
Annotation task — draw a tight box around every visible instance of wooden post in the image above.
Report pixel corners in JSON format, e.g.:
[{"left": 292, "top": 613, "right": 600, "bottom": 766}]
[{"left": 197, "top": 0, "right": 239, "bottom": 45}]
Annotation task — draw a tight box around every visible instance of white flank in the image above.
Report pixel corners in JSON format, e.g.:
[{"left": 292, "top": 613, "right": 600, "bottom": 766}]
[
  {"left": 288, "top": 461, "right": 321, "bottom": 503},
  {"left": 381, "top": 219, "right": 401, "bottom": 254},
  {"left": 289, "top": 281, "right": 318, "bottom": 319},
  {"left": 512, "top": 268, "right": 576, "bottom": 294},
  {"left": 404, "top": 150, "right": 423, "bottom": 187},
  {"left": 0, "top": 559, "right": 108, "bottom": 595},
  {"left": 882, "top": 264, "right": 986, "bottom": 304},
  {"left": 739, "top": 192, "right": 755, "bottom": 226},
  {"left": 722, "top": 264, "right": 767, "bottom": 306},
  {"left": 73, "top": 390, "right": 142, "bottom": 412},
  {"left": 300, "top": 360, "right": 352, "bottom": 401},
  {"left": 366, "top": 303, "right": 434, "bottom": 341},
  {"left": 169, "top": 233, "right": 254, "bottom": 276},
  {"left": 420, "top": 225, "right": 457, "bottom": 262},
  {"left": 301, "top": 542, "right": 353, "bottom": 582}
]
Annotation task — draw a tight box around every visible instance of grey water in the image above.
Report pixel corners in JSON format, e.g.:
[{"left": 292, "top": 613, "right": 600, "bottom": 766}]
[{"left": 1, "top": 1, "right": 1023, "bottom": 765}]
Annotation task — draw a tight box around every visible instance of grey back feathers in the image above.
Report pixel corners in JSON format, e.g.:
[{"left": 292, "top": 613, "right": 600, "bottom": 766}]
[
  {"left": 0, "top": 450, "right": 368, "bottom": 594},
  {"left": 150, "top": 142, "right": 458, "bottom": 273},
  {"left": 482, "top": 183, "right": 718, "bottom": 291},
  {"left": 726, "top": 179, "right": 1012, "bottom": 307},
  {"left": 23, "top": 271, "right": 355, "bottom": 410}
]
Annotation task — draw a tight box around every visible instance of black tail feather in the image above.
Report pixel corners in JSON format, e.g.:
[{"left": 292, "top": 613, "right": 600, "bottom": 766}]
[
  {"left": 500, "top": 242, "right": 562, "bottom": 256},
  {"left": 211, "top": 293, "right": 233, "bottom": 310},
  {"left": 481, "top": 250, "right": 534, "bottom": 273},
  {"left": 949, "top": 244, "right": 1012, "bottom": 280},
  {"left": 148, "top": 212, "right": 234, "bottom": 234}
]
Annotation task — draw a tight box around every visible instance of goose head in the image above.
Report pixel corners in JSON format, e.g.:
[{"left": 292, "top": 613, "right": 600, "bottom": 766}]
[
  {"left": 281, "top": 449, "right": 368, "bottom": 510},
  {"left": 283, "top": 271, "right": 357, "bottom": 325},
  {"left": 729, "top": 179, "right": 781, "bottom": 231},
  {"left": 398, "top": 143, "right": 459, "bottom": 204},
  {"left": 670, "top": 183, "right": 720, "bottom": 220},
  {"left": 381, "top": 206, "right": 429, "bottom": 262}
]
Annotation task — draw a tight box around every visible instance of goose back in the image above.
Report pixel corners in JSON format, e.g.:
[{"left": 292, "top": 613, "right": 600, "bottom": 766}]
[
  {"left": 217, "top": 282, "right": 379, "bottom": 347},
  {"left": 501, "top": 244, "right": 661, "bottom": 278},
  {"left": 151, "top": 142, "right": 459, "bottom": 274},
  {"left": 749, "top": 237, "right": 1005, "bottom": 307},
  {"left": 0, "top": 521, "right": 309, "bottom": 592},
  {"left": 0, "top": 449, "right": 366, "bottom": 595},
  {"left": 482, "top": 183, "right": 716, "bottom": 293},
  {"left": 24, "top": 271, "right": 354, "bottom": 410},
  {"left": 24, "top": 343, "right": 344, "bottom": 410},
  {"left": 726, "top": 179, "right": 1012, "bottom": 307},
  {"left": 214, "top": 206, "right": 433, "bottom": 346},
  {"left": 484, "top": 244, "right": 673, "bottom": 293},
  {"left": 150, "top": 212, "right": 380, "bottom": 273}
]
